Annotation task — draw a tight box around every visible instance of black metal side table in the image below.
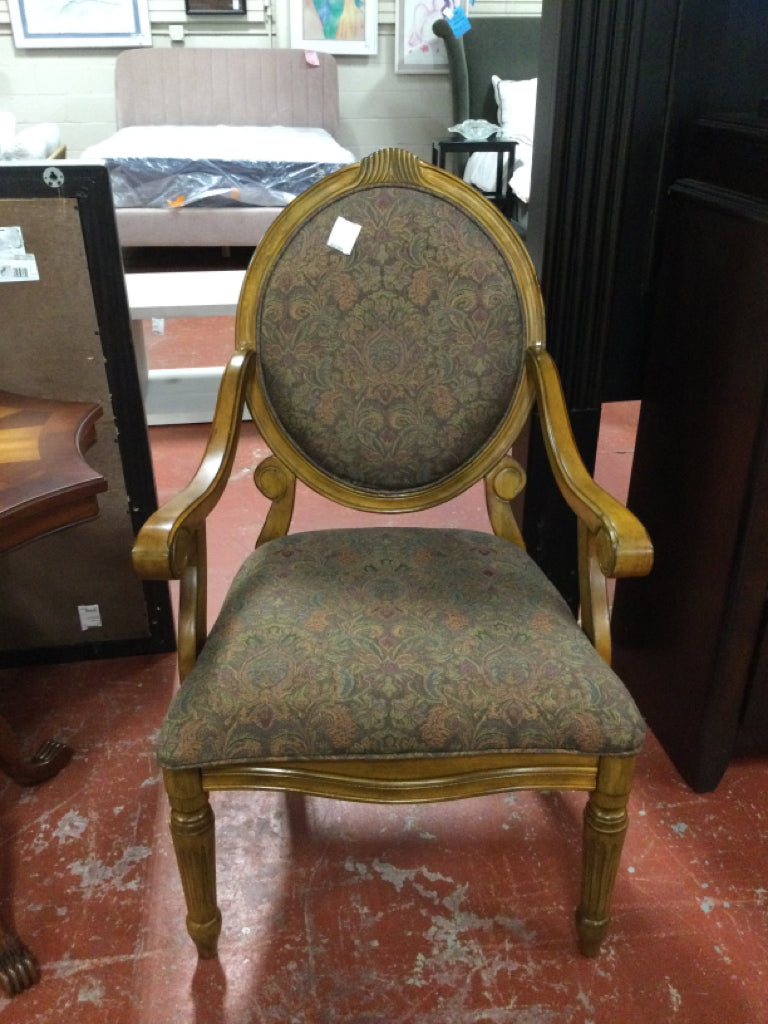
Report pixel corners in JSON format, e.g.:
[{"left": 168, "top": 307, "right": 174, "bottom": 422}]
[{"left": 432, "top": 134, "right": 518, "bottom": 211}]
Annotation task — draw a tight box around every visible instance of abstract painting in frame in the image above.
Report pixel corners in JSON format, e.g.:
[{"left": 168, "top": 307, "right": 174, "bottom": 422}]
[
  {"left": 290, "top": 0, "right": 378, "bottom": 56},
  {"left": 8, "top": 0, "right": 152, "bottom": 49},
  {"left": 395, "top": 0, "right": 449, "bottom": 74}
]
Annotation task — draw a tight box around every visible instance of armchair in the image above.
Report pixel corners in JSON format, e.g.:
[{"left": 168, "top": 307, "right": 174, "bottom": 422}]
[
  {"left": 133, "top": 149, "right": 652, "bottom": 962},
  {"left": 431, "top": 16, "right": 540, "bottom": 125},
  {"left": 432, "top": 16, "right": 541, "bottom": 224}
]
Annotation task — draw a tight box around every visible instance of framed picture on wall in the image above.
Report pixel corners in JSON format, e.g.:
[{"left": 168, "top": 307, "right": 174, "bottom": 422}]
[
  {"left": 396, "top": 0, "right": 449, "bottom": 74},
  {"left": 186, "top": 0, "right": 247, "bottom": 12},
  {"left": 7, "top": 0, "right": 152, "bottom": 49},
  {"left": 290, "top": 0, "right": 378, "bottom": 56}
]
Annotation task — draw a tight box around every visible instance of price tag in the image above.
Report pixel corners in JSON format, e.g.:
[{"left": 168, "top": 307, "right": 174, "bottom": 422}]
[
  {"left": 78, "top": 604, "right": 103, "bottom": 631},
  {"left": 0, "top": 226, "right": 39, "bottom": 282},
  {"left": 0, "top": 254, "right": 39, "bottom": 282},
  {"left": 446, "top": 6, "right": 471, "bottom": 38},
  {"left": 327, "top": 216, "right": 362, "bottom": 255}
]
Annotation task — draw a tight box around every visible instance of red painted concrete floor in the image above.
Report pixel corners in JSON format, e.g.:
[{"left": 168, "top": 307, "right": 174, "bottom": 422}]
[{"left": 1, "top": 398, "right": 767, "bottom": 1022}]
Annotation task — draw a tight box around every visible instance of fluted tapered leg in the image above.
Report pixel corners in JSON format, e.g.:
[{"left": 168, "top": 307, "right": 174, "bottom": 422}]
[
  {"left": 164, "top": 768, "right": 222, "bottom": 958},
  {"left": 576, "top": 755, "right": 635, "bottom": 956}
]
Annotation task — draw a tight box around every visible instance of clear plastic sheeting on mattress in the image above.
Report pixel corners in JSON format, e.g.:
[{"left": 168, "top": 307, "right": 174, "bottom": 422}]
[
  {"left": 81, "top": 125, "right": 355, "bottom": 209},
  {"left": 99, "top": 157, "right": 351, "bottom": 208}
]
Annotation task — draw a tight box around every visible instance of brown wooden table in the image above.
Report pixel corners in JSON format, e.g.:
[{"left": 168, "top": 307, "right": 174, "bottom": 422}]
[{"left": 0, "top": 390, "right": 107, "bottom": 996}]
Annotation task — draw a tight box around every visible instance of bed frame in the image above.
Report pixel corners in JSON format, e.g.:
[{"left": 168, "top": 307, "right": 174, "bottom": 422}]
[{"left": 111, "top": 47, "right": 343, "bottom": 250}]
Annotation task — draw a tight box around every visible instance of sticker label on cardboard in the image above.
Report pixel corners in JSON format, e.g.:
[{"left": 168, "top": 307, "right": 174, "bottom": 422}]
[
  {"left": 0, "top": 226, "right": 40, "bottom": 282},
  {"left": 78, "top": 604, "right": 103, "bottom": 631}
]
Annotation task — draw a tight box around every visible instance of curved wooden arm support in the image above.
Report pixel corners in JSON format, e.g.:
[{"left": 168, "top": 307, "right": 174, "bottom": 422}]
[
  {"left": 176, "top": 525, "right": 208, "bottom": 681},
  {"left": 254, "top": 456, "right": 296, "bottom": 547},
  {"left": 526, "top": 346, "right": 653, "bottom": 580},
  {"left": 132, "top": 352, "right": 254, "bottom": 582},
  {"left": 485, "top": 456, "right": 527, "bottom": 549}
]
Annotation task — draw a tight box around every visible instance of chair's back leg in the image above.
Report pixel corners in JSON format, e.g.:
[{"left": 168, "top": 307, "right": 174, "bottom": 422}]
[
  {"left": 164, "top": 768, "right": 222, "bottom": 958},
  {"left": 576, "top": 754, "right": 636, "bottom": 956}
]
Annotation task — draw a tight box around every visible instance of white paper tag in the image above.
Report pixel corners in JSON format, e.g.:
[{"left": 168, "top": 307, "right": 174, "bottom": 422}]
[
  {"left": 0, "top": 254, "right": 40, "bottom": 282},
  {"left": 78, "top": 604, "right": 103, "bottom": 631},
  {"left": 0, "top": 226, "right": 24, "bottom": 253},
  {"left": 0, "top": 225, "right": 39, "bottom": 282},
  {"left": 327, "top": 216, "right": 362, "bottom": 255}
]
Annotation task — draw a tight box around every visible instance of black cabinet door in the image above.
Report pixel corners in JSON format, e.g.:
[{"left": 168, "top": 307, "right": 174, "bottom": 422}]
[{"left": 611, "top": 145, "right": 768, "bottom": 791}]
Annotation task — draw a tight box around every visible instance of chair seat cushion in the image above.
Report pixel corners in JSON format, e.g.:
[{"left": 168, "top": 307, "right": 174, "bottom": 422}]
[{"left": 158, "top": 528, "right": 645, "bottom": 768}]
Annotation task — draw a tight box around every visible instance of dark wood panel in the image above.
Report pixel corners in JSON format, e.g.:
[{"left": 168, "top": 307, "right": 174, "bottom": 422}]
[
  {"left": 524, "top": 0, "right": 768, "bottom": 606},
  {"left": 612, "top": 178, "right": 768, "bottom": 791}
]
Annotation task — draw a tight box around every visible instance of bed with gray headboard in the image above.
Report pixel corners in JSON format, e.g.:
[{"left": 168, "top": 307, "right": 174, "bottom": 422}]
[{"left": 82, "top": 48, "right": 353, "bottom": 250}]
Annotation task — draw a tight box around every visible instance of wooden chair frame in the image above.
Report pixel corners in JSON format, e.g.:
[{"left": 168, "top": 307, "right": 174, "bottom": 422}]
[{"left": 133, "top": 150, "right": 652, "bottom": 960}]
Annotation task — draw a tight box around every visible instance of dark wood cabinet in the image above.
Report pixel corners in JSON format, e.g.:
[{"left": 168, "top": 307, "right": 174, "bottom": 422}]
[
  {"left": 611, "top": 115, "right": 768, "bottom": 791},
  {"left": 523, "top": 0, "right": 768, "bottom": 610}
]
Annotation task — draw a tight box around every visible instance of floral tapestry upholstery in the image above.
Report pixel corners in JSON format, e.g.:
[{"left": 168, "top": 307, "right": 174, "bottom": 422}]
[
  {"left": 254, "top": 186, "right": 526, "bottom": 492},
  {"left": 159, "top": 528, "right": 645, "bottom": 769}
]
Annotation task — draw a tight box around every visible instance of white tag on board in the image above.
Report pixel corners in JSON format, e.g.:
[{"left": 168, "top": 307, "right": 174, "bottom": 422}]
[
  {"left": 0, "top": 225, "right": 39, "bottom": 282},
  {"left": 327, "top": 216, "right": 361, "bottom": 255},
  {"left": 0, "top": 253, "right": 39, "bottom": 282},
  {"left": 78, "top": 604, "right": 103, "bottom": 631}
]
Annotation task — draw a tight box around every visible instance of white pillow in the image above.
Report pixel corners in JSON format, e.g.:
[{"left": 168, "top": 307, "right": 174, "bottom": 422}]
[
  {"left": 10, "top": 122, "right": 60, "bottom": 159},
  {"left": 0, "top": 112, "right": 17, "bottom": 158},
  {"left": 492, "top": 76, "right": 537, "bottom": 145}
]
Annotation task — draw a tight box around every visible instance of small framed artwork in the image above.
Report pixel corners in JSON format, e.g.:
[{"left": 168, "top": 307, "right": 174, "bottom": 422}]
[
  {"left": 7, "top": 0, "right": 152, "bottom": 49},
  {"left": 395, "top": 0, "right": 449, "bottom": 74},
  {"left": 186, "top": 0, "right": 247, "bottom": 12},
  {"left": 290, "top": 0, "right": 378, "bottom": 56}
]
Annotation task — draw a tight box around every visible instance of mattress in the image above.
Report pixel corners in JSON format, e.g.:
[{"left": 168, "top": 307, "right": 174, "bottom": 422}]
[{"left": 81, "top": 125, "right": 355, "bottom": 209}]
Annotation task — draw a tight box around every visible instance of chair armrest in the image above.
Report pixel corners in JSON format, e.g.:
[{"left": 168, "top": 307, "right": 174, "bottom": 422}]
[
  {"left": 526, "top": 345, "right": 653, "bottom": 579},
  {"left": 432, "top": 19, "right": 469, "bottom": 124},
  {"left": 132, "top": 350, "right": 253, "bottom": 580}
]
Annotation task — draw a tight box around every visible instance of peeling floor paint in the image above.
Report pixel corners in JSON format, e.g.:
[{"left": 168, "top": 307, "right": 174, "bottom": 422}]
[
  {"left": 667, "top": 980, "right": 683, "bottom": 1013},
  {"left": 77, "top": 977, "right": 105, "bottom": 1005},
  {"left": 53, "top": 810, "right": 89, "bottom": 844},
  {"left": 68, "top": 845, "right": 153, "bottom": 895}
]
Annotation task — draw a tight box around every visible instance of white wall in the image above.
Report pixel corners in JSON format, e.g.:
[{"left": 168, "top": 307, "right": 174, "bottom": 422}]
[{"left": 0, "top": 0, "right": 540, "bottom": 162}]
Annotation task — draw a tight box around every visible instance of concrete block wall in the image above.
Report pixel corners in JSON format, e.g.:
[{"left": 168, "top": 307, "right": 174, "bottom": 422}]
[{"left": 0, "top": 0, "right": 539, "bottom": 161}]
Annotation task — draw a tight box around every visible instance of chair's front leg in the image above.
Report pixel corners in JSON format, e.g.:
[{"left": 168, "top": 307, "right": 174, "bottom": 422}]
[
  {"left": 576, "top": 755, "right": 635, "bottom": 956},
  {"left": 164, "top": 768, "right": 222, "bottom": 958}
]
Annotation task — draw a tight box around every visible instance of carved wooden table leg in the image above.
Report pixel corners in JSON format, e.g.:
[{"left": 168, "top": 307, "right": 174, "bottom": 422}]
[
  {"left": 0, "top": 719, "right": 72, "bottom": 787},
  {"left": 0, "top": 925, "right": 39, "bottom": 998},
  {"left": 0, "top": 718, "right": 72, "bottom": 996},
  {"left": 0, "top": 390, "right": 106, "bottom": 995}
]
